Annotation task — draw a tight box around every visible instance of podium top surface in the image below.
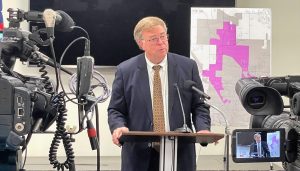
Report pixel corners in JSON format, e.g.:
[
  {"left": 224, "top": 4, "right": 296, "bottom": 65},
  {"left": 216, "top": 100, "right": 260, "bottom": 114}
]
[{"left": 120, "top": 131, "right": 224, "bottom": 144}]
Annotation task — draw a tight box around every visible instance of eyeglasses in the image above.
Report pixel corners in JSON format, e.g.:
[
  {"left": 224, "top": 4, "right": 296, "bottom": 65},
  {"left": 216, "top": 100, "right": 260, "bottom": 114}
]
[{"left": 143, "top": 34, "right": 169, "bottom": 44}]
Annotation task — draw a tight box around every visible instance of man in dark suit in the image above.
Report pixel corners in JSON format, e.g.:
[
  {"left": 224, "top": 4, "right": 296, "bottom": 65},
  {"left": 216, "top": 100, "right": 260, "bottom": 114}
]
[
  {"left": 249, "top": 133, "right": 270, "bottom": 158},
  {"left": 108, "top": 16, "right": 211, "bottom": 171}
]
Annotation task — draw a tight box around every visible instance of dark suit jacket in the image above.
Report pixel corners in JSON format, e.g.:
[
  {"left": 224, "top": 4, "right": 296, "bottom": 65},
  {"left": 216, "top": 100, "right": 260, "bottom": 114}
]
[
  {"left": 108, "top": 53, "right": 211, "bottom": 171},
  {"left": 249, "top": 141, "right": 270, "bottom": 158}
]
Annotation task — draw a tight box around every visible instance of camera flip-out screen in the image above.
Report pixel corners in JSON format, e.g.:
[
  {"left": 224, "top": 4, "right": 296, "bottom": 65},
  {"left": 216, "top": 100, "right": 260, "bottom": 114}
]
[{"left": 231, "top": 128, "right": 285, "bottom": 163}]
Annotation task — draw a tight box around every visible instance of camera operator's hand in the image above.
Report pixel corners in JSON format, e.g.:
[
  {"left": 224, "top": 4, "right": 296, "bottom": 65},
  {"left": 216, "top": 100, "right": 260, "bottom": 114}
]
[{"left": 112, "top": 127, "right": 129, "bottom": 147}]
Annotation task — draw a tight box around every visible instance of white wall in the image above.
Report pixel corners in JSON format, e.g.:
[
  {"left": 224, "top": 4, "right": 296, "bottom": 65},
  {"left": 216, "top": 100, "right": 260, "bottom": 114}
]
[
  {"left": 3, "top": 0, "right": 300, "bottom": 157},
  {"left": 237, "top": 0, "right": 300, "bottom": 76}
]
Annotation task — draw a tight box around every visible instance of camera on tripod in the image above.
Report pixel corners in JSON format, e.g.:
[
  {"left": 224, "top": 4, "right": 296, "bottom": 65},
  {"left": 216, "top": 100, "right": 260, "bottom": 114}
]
[
  {"left": 0, "top": 7, "right": 111, "bottom": 171},
  {"left": 0, "top": 8, "right": 74, "bottom": 170},
  {"left": 0, "top": 9, "right": 57, "bottom": 169},
  {"left": 233, "top": 76, "right": 300, "bottom": 170}
]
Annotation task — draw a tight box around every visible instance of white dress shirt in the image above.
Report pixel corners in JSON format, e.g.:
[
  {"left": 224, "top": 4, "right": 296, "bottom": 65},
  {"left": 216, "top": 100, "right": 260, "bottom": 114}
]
[
  {"left": 257, "top": 142, "right": 262, "bottom": 156},
  {"left": 145, "top": 54, "right": 170, "bottom": 131}
]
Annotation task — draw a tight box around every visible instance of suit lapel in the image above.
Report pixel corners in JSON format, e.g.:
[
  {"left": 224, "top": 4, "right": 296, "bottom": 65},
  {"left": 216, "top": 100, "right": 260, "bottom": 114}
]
[
  {"left": 137, "top": 55, "right": 153, "bottom": 122},
  {"left": 167, "top": 54, "right": 179, "bottom": 121}
]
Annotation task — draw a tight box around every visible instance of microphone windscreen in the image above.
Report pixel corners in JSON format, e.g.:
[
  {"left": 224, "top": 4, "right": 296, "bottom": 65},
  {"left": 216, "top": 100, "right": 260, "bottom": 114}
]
[
  {"left": 55, "top": 10, "right": 75, "bottom": 32},
  {"left": 184, "top": 80, "right": 197, "bottom": 90}
]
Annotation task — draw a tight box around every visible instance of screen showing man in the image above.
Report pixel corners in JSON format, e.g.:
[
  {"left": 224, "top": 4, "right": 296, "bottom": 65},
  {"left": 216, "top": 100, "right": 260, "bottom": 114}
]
[
  {"left": 249, "top": 133, "right": 270, "bottom": 158},
  {"left": 232, "top": 128, "right": 284, "bottom": 163}
]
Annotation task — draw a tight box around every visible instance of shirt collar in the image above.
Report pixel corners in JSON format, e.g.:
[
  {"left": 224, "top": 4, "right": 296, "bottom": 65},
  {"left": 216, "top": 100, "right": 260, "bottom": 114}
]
[{"left": 145, "top": 54, "right": 168, "bottom": 69}]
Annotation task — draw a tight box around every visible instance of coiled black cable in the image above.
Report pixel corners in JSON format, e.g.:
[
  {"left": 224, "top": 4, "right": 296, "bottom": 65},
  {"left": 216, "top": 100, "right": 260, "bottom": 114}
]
[
  {"left": 49, "top": 92, "right": 75, "bottom": 171},
  {"left": 37, "top": 60, "right": 55, "bottom": 95}
]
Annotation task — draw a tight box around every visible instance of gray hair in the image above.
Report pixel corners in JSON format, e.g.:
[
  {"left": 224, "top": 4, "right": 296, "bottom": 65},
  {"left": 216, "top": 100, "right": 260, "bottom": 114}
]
[
  {"left": 133, "top": 16, "right": 167, "bottom": 43},
  {"left": 254, "top": 133, "right": 261, "bottom": 139}
]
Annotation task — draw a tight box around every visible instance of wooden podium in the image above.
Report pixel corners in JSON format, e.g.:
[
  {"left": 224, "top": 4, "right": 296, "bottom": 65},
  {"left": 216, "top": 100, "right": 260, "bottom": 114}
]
[{"left": 120, "top": 131, "right": 224, "bottom": 171}]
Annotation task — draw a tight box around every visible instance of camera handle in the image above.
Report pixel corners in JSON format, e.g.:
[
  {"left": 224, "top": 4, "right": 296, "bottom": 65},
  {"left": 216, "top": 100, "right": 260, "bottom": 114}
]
[{"left": 204, "top": 101, "right": 230, "bottom": 171}]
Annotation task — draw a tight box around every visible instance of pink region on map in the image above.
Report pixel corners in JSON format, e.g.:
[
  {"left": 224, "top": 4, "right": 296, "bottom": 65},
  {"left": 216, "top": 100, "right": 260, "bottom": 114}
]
[{"left": 202, "top": 21, "right": 252, "bottom": 103}]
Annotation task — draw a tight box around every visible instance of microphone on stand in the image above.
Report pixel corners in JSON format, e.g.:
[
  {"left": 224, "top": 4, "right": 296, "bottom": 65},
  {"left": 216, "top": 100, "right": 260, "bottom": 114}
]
[
  {"left": 173, "top": 83, "right": 192, "bottom": 133},
  {"left": 184, "top": 80, "right": 211, "bottom": 100},
  {"left": 203, "top": 101, "right": 230, "bottom": 171},
  {"left": 183, "top": 80, "right": 230, "bottom": 171}
]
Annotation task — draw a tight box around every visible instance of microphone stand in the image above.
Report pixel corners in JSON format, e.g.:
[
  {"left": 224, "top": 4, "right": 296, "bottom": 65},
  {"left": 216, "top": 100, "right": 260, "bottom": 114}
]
[
  {"left": 174, "top": 84, "right": 192, "bottom": 133},
  {"left": 204, "top": 100, "right": 230, "bottom": 171}
]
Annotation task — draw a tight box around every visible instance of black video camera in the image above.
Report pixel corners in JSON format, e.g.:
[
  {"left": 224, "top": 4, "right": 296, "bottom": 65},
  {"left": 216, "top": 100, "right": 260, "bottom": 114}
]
[
  {"left": 0, "top": 8, "right": 105, "bottom": 171},
  {"left": 0, "top": 73, "right": 56, "bottom": 149},
  {"left": 0, "top": 8, "right": 61, "bottom": 170},
  {"left": 0, "top": 7, "right": 58, "bottom": 134},
  {"left": 234, "top": 76, "right": 300, "bottom": 170}
]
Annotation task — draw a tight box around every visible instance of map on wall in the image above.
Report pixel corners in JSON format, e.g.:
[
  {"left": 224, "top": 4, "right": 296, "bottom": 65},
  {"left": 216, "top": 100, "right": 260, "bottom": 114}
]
[
  {"left": 0, "top": 0, "right": 3, "bottom": 39},
  {"left": 190, "top": 8, "right": 271, "bottom": 127}
]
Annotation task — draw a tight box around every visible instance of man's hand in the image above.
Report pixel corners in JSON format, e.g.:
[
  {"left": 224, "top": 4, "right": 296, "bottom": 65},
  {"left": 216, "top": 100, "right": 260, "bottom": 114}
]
[
  {"left": 196, "top": 130, "right": 210, "bottom": 134},
  {"left": 112, "top": 127, "right": 129, "bottom": 147},
  {"left": 196, "top": 130, "right": 219, "bottom": 145}
]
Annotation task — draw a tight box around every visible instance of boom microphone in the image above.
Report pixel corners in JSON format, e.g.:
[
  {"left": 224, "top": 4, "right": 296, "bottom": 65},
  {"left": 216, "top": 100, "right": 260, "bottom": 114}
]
[
  {"left": 55, "top": 10, "right": 75, "bottom": 32},
  {"left": 43, "top": 9, "right": 75, "bottom": 37},
  {"left": 20, "top": 9, "right": 75, "bottom": 33},
  {"left": 184, "top": 80, "right": 211, "bottom": 100},
  {"left": 32, "top": 51, "right": 73, "bottom": 75},
  {"left": 43, "top": 9, "right": 57, "bottom": 38}
]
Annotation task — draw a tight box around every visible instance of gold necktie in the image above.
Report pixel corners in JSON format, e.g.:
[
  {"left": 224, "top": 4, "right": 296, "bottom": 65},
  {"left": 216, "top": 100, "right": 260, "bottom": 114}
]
[{"left": 152, "top": 65, "right": 165, "bottom": 132}]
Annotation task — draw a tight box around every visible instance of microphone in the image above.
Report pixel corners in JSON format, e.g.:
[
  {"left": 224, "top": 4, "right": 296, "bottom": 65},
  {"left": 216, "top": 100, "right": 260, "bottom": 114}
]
[
  {"left": 42, "top": 9, "right": 75, "bottom": 37},
  {"left": 55, "top": 10, "right": 75, "bottom": 32},
  {"left": 7, "top": 8, "right": 74, "bottom": 33},
  {"left": 173, "top": 83, "right": 192, "bottom": 133},
  {"left": 32, "top": 51, "right": 73, "bottom": 75},
  {"left": 184, "top": 80, "right": 211, "bottom": 100}
]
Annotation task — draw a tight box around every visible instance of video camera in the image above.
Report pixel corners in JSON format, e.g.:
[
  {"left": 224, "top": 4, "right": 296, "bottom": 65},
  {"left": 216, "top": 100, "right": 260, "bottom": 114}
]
[
  {"left": 0, "top": 8, "right": 73, "bottom": 171},
  {"left": 234, "top": 76, "right": 300, "bottom": 170},
  {"left": 0, "top": 8, "right": 110, "bottom": 171}
]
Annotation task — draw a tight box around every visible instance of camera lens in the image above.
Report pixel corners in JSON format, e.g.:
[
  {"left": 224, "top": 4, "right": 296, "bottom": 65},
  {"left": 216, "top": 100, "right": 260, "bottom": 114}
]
[{"left": 247, "top": 91, "right": 266, "bottom": 109}]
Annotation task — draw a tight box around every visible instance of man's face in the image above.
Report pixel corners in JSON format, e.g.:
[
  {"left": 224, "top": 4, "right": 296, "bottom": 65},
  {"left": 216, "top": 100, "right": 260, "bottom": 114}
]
[
  {"left": 138, "top": 25, "right": 169, "bottom": 63},
  {"left": 254, "top": 134, "right": 261, "bottom": 142}
]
